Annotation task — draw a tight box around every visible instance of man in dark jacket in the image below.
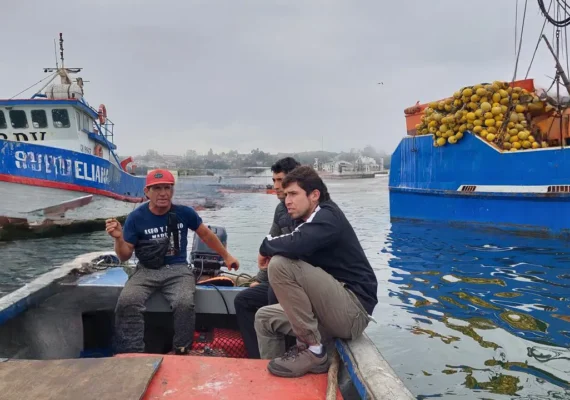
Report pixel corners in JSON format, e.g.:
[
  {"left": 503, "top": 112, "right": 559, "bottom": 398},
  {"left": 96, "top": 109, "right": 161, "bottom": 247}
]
[
  {"left": 234, "top": 157, "right": 300, "bottom": 358},
  {"left": 254, "top": 166, "right": 378, "bottom": 378}
]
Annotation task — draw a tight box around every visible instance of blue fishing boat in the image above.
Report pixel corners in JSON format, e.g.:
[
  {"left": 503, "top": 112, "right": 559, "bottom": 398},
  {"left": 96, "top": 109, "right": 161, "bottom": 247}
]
[
  {"left": 389, "top": 2, "right": 570, "bottom": 237},
  {"left": 0, "top": 34, "right": 145, "bottom": 226}
]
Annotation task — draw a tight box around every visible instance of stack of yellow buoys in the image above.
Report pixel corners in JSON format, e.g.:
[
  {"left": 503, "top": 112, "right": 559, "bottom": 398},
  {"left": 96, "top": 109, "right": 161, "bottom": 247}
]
[{"left": 414, "top": 81, "right": 554, "bottom": 151}]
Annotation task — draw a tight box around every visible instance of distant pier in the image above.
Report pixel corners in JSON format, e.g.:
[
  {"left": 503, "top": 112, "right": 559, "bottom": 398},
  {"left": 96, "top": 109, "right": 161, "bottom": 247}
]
[{"left": 319, "top": 172, "right": 377, "bottom": 180}]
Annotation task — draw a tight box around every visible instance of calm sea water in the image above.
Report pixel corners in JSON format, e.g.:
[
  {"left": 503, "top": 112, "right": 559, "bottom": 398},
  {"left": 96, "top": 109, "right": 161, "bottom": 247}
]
[{"left": 1, "top": 177, "right": 569, "bottom": 399}]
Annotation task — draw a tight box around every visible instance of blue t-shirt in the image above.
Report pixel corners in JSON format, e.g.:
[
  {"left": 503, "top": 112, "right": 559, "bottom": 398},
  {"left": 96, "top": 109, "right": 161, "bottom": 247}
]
[{"left": 123, "top": 203, "right": 203, "bottom": 265}]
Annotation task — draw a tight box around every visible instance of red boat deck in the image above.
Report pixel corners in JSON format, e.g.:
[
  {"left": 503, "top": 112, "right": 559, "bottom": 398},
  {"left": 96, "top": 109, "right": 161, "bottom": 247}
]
[{"left": 119, "top": 354, "right": 342, "bottom": 400}]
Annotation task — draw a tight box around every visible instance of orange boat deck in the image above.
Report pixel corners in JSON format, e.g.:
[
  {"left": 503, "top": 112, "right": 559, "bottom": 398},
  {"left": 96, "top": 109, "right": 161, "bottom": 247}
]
[{"left": 119, "top": 354, "right": 343, "bottom": 400}]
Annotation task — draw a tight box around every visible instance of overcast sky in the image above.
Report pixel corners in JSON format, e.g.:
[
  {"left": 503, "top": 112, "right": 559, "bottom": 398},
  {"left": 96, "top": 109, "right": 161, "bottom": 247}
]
[{"left": 1, "top": 1, "right": 564, "bottom": 155}]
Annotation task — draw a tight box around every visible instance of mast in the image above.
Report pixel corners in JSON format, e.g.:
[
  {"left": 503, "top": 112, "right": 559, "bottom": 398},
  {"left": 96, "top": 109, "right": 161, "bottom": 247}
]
[
  {"left": 541, "top": 34, "right": 570, "bottom": 97},
  {"left": 30, "top": 33, "right": 85, "bottom": 99},
  {"left": 43, "top": 33, "right": 83, "bottom": 84}
]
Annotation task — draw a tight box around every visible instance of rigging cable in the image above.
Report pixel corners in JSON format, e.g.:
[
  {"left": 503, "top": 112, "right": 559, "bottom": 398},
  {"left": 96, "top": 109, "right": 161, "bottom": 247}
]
[
  {"left": 513, "top": 0, "right": 529, "bottom": 82},
  {"left": 526, "top": 0, "right": 554, "bottom": 78},
  {"left": 538, "top": 0, "right": 570, "bottom": 26},
  {"left": 515, "top": 0, "right": 519, "bottom": 57},
  {"left": 559, "top": 0, "right": 570, "bottom": 72},
  {"left": 9, "top": 71, "right": 57, "bottom": 100}
]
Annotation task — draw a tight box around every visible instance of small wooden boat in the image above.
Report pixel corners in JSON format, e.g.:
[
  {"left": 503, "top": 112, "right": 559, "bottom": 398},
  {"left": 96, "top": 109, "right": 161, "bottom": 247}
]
[{"left": 0, "top": 249, "right": 414, "bottom": 400}]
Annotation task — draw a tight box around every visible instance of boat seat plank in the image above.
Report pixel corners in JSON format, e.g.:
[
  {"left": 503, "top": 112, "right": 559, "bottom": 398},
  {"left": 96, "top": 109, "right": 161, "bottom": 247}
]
[
  {"left": 118, "top": 354, "right": 343, "bottom": 400},
  {"left": 0, "top": 356, "right": 163, "bottom": 400}
]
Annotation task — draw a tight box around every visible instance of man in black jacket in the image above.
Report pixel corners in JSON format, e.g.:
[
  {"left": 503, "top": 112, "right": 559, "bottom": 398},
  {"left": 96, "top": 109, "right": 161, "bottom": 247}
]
[
  {"left": 234, "top": 157, "right": 300, "bottom": 358},
  {"left": 254, "top": 166, "right": 378, "bottom": 378}
]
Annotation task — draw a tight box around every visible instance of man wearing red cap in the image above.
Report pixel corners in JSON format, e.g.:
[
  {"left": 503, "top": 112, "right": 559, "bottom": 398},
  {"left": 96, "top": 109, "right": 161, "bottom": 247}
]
[{"left": 106, "top": 169, "right": 239, "bottom": 355}]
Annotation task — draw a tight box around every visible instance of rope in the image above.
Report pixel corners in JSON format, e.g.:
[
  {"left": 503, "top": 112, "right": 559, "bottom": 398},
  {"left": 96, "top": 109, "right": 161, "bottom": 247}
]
[
  {"left": 515, "top": 0, "right": 519, "bottom": 57},
  {"left": 220, "top": 271, "right": 255, "bottom": 286},
  {"left": 500, "top": 0, "right": 529, "bottom": 138},
  {"left": 556, "top": 6, "right": 563, "bottom": 107},
  {"left": 326, "top": 349, "right": 340, "bottom": 400},
  {"left": 526, "top": 0, "right": 554, "bottom": 78},
  {"left": 512, "top": 0, "right": 529, "bottom": 82},
  {"left": 565, "top": 17, "right": 569, "bottom": 73},
  {"left": 72, "top": 261, "right": 127, "bottom": 275},
  {"left": 9, "top": 72, "right": 57, "bottom": 99},
  {"left": 539, "top": 0, "right": 570, "bottom": 26}
]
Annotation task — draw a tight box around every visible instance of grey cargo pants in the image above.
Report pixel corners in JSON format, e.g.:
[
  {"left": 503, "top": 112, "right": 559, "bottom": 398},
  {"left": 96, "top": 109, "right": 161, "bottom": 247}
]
[
  {"left": 254, "top": 255, "right": 371, "bottom": 359},
  {"left": 114, "top": 264, "right": 196, "bottom": 353}
]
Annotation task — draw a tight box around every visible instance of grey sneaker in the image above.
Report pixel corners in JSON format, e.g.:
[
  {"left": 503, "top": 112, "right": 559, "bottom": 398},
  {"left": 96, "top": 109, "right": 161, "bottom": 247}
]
[{"left": 267, "top": 344, "right": 329, "bottom": 378}]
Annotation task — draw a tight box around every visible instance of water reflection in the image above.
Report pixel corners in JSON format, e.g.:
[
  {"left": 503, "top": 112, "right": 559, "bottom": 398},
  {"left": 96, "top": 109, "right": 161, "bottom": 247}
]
[
  {"left": 384, "top": 221, "right": 570, "bottom": 398},
  {"left": 1, "top": 176, "right": 569, "bottom": 399}
]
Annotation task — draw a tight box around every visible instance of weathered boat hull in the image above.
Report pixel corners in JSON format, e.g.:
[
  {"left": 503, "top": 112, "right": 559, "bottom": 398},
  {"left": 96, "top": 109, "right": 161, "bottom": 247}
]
[{"left": 0, "top": 252, "right": 414, "bottom": 400}]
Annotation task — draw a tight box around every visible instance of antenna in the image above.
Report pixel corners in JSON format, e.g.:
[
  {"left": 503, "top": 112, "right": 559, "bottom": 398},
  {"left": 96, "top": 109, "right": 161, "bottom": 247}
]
[
  {"left": 59, "top": 33, "right": 64, "bottom": 68},
  {"left": 53, "top": 39, "right": 59, "bottom": 69}
]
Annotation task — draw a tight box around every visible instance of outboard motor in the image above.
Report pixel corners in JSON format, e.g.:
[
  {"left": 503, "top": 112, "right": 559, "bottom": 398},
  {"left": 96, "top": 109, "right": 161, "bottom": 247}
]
[{"left": 190, "top": 225, "right": 228, "bottom": 277}]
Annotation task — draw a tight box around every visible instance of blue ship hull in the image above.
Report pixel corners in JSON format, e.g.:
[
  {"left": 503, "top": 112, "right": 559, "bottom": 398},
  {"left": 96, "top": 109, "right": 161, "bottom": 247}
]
[
  {"left": 0, "top": 140, "right": 146, "bottom": 221},
  {"left": 389, "top": 132, "right": 570, "bottom": 236}
]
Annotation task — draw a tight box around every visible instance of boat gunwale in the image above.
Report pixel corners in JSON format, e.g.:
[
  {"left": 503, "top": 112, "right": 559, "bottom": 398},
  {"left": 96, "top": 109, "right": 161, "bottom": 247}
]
[
  {"left": 398, "top": 130, "right": 569, "bottom": 154},
  {"left": 0, "top": 251, "right": 110, "bottom": 325}
]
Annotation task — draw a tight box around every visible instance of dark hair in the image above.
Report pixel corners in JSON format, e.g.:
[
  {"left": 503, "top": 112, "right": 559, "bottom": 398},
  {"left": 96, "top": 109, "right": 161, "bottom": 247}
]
[
  {"left": 282, "top": 166, "right": 330, "bottom": 202},
  {"left": 271, "top": 157, "right": 301, "bottom": 175}
]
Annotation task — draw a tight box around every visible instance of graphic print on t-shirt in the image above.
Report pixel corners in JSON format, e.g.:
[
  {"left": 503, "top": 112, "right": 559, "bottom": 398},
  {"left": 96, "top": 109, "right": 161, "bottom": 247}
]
[
  {"left": 123, "top": 203, "right": 203, "bottom": 265},
  {"left": 142, "top": 222, "right": 185, "bottom": 256}
]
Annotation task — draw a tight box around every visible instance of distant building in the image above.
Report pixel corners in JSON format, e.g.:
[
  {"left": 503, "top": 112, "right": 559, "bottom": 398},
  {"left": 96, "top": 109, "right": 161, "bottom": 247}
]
[
  {"left": 322, "top": 160, "right": 354, "bottom": 174},
  {"left": 321, "top": 156, "right": 381, "bottom": 174},
  {"left": 355, "top": 156, "right": 379, "bottom": 173}
]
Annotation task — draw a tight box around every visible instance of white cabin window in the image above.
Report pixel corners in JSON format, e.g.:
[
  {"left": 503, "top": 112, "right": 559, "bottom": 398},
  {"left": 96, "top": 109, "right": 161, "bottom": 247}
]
[
  {"left": 83, "top": 114, "right": 90, "bottom": 131},
  {"left": 0, "top": 111, "right": 6, "bottom": 129},
  {"left": 52, "top": 109, "right": 70, "bottom": 128},
  {"left": 31, "top": 110, "right": 48, "bottom": 129},
  {"left": 9, "top": 110, "right": 28, "bottom": 129}
]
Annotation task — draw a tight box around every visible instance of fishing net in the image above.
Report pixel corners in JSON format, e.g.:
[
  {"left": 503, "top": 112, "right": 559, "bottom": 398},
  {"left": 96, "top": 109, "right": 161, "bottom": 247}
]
[{"left": 189, "top": 328, "right": 248, "bottom": 358}]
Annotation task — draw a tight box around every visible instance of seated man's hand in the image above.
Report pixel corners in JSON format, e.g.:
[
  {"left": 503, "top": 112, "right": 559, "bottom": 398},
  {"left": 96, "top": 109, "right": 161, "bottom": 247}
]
[
  {"left": 249, "top": 281, "right": 260, "bottom": 288},
  {"left": 105, "top": 218, "right": 123, "bottom": 239},
  {"left": 224, "top": 254, "right": 240, "bottom": 271},
  {"left": 258, "top": 253, "right": 271, "bottom": 270}
]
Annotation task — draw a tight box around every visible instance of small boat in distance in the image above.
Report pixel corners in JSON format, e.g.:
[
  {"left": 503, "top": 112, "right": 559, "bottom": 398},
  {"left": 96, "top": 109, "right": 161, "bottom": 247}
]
[{"left": 0, "top": 33, "right": 146, "bottom": 227}]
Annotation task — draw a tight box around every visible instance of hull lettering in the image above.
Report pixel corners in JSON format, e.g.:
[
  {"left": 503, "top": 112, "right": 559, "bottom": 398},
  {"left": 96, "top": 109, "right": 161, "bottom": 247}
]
[
  {"left": 15, "top": 150, "right": 109, "bottom": 184},
  {"left": 4, "top": 132, "right": 48, "bottom": 142}
]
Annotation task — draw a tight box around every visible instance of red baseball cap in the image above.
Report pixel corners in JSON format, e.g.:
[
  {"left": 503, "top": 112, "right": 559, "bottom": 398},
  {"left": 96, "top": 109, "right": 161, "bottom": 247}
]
[{"left": 145, "top": 169, "right": 175, "bottom": 187}]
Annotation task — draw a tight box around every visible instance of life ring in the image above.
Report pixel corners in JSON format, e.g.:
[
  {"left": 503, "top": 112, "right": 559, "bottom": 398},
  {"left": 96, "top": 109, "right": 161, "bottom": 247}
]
[
  {"left": 94, "top": 144, "right": 103, "bottom": 157},
  {"left": 98, "top": 104, "right": 107, "bottom": 125}
]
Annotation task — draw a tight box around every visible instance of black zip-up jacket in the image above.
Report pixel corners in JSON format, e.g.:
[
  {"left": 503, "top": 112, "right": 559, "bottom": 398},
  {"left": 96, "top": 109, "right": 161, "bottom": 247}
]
[
  {"left": 269, "top": 201, "right": 294, "bottom": 237},
  {"left": 259, "top": 200, "right": 378, "bottom": 315},
  {"left": 255, "top": 201, "right": 295, "bottom": 282}
]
